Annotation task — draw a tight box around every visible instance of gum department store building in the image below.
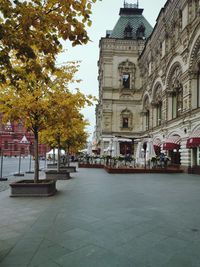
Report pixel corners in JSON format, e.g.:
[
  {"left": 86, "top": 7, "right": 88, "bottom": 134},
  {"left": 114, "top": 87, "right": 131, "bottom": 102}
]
[{"left": 95, "top": 0, "right": 200, "bottom": 173}]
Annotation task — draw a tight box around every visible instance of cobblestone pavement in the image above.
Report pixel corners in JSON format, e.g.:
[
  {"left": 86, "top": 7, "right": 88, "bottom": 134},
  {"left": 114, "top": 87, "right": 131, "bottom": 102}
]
[{"left": 1, "top": 168, "right": 200, "bottom": 266}]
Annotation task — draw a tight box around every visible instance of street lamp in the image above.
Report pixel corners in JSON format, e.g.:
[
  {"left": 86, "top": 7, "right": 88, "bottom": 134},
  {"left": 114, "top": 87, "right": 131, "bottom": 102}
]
[{"left": 143, "top": 142, "right": 147, "bottom": 169}]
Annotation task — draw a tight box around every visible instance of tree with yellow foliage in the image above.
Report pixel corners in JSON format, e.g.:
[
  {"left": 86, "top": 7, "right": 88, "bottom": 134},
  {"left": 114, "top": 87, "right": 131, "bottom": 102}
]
[
  {"left": 40, "top": 76, "right": 92, "bottom": 172},
  {"left": 0, "top": 0, "right": 97, "bottom": 83},
  {"left": 0, "top": 0, "right": 97, "bottom": 183},
  {"left": 0, "top": 62, "right": 93, "bottom": 182}
]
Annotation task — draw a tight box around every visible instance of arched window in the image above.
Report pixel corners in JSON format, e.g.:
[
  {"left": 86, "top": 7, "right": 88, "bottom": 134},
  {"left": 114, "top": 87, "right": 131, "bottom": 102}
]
[
  {"left": 152, "top": 85, "right": 162, "bottom": 126},
  {"left": 143, "top": 97, "right": 150, "bottom": 130},
  {"left": 120, "top": 109, "right": 133, "bottom": 130},
  {"left": 167, "top": 65, "right": 183, "bottom": 119},
  {"left": 156, "top": 103, "right": 162, "bottom": 126}
]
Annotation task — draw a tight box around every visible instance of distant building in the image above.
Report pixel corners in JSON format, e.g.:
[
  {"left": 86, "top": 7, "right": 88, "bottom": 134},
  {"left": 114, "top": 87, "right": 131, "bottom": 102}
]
[
  {"left": 0, "top": 115, "right": 48, "bottom": 157},
  {"left": 96, "top": 0, "right": 200, "bottom": 173}
]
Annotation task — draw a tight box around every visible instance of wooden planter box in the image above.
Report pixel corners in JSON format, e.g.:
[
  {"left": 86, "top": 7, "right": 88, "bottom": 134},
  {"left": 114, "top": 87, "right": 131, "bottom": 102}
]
[
  {"left": 104, "top": 166, "right": 183, "bottom": 174},
  {"left": 47, "top": 163, "right": 58, "bottom": 168},
  {"left": 60, "top": 166, "right": 76, "bottom": 173},
  {"left": 10, "top": 179, "right": 57, "bottom": 197},
  {"left": 45, "top": 169, "right": 71, "bottom": 180},
  {"left": 78, "top": 163, "right": 104, "bottom": 168}
]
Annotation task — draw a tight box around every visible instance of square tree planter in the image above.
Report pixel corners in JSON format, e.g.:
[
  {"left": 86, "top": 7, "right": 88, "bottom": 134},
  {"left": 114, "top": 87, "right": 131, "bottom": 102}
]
[
  {"left": 60, "top": 166, "right": 76, "bottom": 173},
  {"left": 10, "top": 179, "right": 57, "bottom": 197},
  {"left": 45, "top": 169, "right": 71, "bottom": 180},
  {"left": 47, "top": 164, "right": 76, "bottom": 173}
]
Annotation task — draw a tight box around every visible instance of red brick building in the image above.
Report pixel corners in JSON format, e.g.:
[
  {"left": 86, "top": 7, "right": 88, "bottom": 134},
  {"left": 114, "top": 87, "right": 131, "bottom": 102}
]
[{"left": 0, "top": 117, "right": 48, "bottom": 157}]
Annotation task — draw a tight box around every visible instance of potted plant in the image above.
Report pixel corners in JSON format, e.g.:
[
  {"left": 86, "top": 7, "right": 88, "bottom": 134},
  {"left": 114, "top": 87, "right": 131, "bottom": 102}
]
[{"left": 151, "top": 156, "right": 158, "bottom": 168}]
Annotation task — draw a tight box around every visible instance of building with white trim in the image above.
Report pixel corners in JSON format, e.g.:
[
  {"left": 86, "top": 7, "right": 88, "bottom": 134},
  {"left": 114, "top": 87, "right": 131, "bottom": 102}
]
[{"left": 96, "top": 0, "right": 200, "bottom": 173}]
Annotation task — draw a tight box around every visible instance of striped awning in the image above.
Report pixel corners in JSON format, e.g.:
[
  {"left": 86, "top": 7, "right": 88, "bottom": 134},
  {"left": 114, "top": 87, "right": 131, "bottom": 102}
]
[
  {"left": 186, "top": 130, "right": 200, "bottom": 149},
  {"left": 163, "top": 136, "right": 181, "bottom": 151},
  {"left": 153, "top": 138, "right": 162, "bottom": 148}
]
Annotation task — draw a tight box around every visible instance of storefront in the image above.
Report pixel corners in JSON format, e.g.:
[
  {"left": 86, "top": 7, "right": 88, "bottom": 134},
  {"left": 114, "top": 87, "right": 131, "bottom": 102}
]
[
  {"left": 163, "top": 135, "right": 181, "bottom": 165},
  {"left": 153, "top": 138, "right": 162, "bottom": 156},
  {"left": 186, "top": 129, "right": 200, "bottom": 173}
]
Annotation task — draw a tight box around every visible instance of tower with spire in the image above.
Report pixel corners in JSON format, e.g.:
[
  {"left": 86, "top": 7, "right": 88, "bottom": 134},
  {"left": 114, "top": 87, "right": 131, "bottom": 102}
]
[{"left": 96, "top": 2, "right": 153, "bottom": 155}]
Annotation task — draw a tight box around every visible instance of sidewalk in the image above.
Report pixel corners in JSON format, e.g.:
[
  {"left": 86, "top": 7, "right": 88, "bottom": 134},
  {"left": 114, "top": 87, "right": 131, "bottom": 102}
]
[{"left": 1, "top": 169, "right": 200, "bottom": 266}]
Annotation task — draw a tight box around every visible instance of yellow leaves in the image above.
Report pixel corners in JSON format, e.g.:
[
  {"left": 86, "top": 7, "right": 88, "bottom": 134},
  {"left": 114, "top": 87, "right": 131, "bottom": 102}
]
[
  {"left": 0, "top": 0, "right": 98, "bottom": 87},
  {"left": 87, "top": 3, "right": 92, "bottom": 9}
]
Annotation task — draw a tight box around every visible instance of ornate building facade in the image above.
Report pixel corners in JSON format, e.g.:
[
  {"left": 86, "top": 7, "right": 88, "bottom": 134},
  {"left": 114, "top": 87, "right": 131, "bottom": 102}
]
[
  {"left": 96, "top": 0, "right": 200, "bottom": 172},
  {"left": 96, "top": 2, "right": 152, "bottom": 155},
  {"left": 0, "top": 115, "right": 48, "bottom": 157}
]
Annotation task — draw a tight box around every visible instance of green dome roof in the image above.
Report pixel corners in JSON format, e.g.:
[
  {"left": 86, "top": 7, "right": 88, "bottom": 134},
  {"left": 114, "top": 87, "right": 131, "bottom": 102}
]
[{"left": 108, "top": 7, "right": 153, "bottom": 40}]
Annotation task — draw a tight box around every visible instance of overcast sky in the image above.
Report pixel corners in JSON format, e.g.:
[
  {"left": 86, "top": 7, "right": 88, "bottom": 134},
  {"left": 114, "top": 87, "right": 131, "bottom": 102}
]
[{"left": 57, "top": 0, "right": 166, "bottom": 140}]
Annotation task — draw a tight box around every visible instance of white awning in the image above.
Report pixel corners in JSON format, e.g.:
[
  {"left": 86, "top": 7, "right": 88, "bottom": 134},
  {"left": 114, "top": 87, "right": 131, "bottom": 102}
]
[{"left": 117, "top": 138, "right": 132, "bottom": 142}]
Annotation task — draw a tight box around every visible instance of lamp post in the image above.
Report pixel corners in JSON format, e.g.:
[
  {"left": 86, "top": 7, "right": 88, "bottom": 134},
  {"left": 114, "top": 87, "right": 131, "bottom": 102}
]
[
  {"left": 0, "top": 149, "right": 7, "bottom": 181},
  {"left": 109, "top": 138, "right": 113, "bottom": 167},
  {"left": 143, "top": 142, "right": 147, "bottom": 169}
]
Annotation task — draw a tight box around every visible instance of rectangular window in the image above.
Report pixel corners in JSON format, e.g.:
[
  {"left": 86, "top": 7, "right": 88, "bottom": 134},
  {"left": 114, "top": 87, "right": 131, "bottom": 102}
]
[
  {"left": 172, "top": 94, "right": 177, "bottom": 119},
  {"left": 122, "top": 74, "right": 130, "bottom": 89},
  {"left": 14, "top": 144, "right": 18, "bottom": 151},
  {"left": 156, "top": 105, "right": 162, "bottom": 126},
  {"left": 4, "top": 141, "right": 8, "bottom": 149},
  {"left": 146, "top": 111, "right": 150, "bottom": 130},
  {"left": 123, "top": 118, "right": 129, "bottom": 128},
  {"left": 198, "top": 71, "right": 200, "bottom": 108}
]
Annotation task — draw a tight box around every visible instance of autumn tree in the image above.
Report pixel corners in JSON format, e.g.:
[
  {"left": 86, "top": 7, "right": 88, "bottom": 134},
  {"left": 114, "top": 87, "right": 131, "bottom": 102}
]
[
  {"left": 0, "top": 61, "right": 93, "bottom": 182},
  {"left": 40, "top": 76, "right": 92, "bottom": 171},
  {"left": 0, "top": 0, "right": 97, "bottom": 84},
  {"left": 64, "top": 123, "right": 89, "bottom": 166},
  {"left": 0, "top": 1, "right": 97, "bottom": 182}
]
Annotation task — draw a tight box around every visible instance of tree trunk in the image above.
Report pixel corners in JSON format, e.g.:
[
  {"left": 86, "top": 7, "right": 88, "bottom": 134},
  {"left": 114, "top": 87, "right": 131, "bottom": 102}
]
[
  {"left": 57, "top": 138, "right": 61, "bottom": 172},
  {"left": 34, "top": 130, "right": 39, "bottom": 183},
  {"left": 53, "top": 148, "right": 55, "bottom": 164}
]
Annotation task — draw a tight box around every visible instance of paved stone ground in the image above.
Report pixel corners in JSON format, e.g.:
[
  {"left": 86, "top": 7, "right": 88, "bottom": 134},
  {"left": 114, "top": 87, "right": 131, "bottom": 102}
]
[{"left": 0, "top": 168, "right": 200, "bottom": 266}]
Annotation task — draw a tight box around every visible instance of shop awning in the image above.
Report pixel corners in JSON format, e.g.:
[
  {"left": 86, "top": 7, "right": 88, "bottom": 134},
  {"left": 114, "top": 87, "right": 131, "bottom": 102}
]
[
  {"left": 163, "top": 136, "right": 180, "bottom": 151},
  {"left": 186, "top": 130, "right": 200, "bottom": 148},
  {"left": 153, "top": 138, "right": 162, "bottom": 149}
]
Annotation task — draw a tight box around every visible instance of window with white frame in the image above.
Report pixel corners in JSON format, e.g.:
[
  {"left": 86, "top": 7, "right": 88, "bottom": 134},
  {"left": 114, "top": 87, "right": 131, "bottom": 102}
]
[
  {"left": 118, "top": 60, "right": 136, "bottom": 90},
  {"left": 156, "top": 103, "right": 162, "bottom": 126},
  {"left": 120, "top": 109, "right": 133, "bottom": 130},
  {"left": 167, "top": 65, "right": 183, "bottom": 119},
  {"left": 122, "top": 73, "right": 130, "bottom": 89},
  {"left": 145, "top": 109, "right": 150, "bottom": 130}
]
